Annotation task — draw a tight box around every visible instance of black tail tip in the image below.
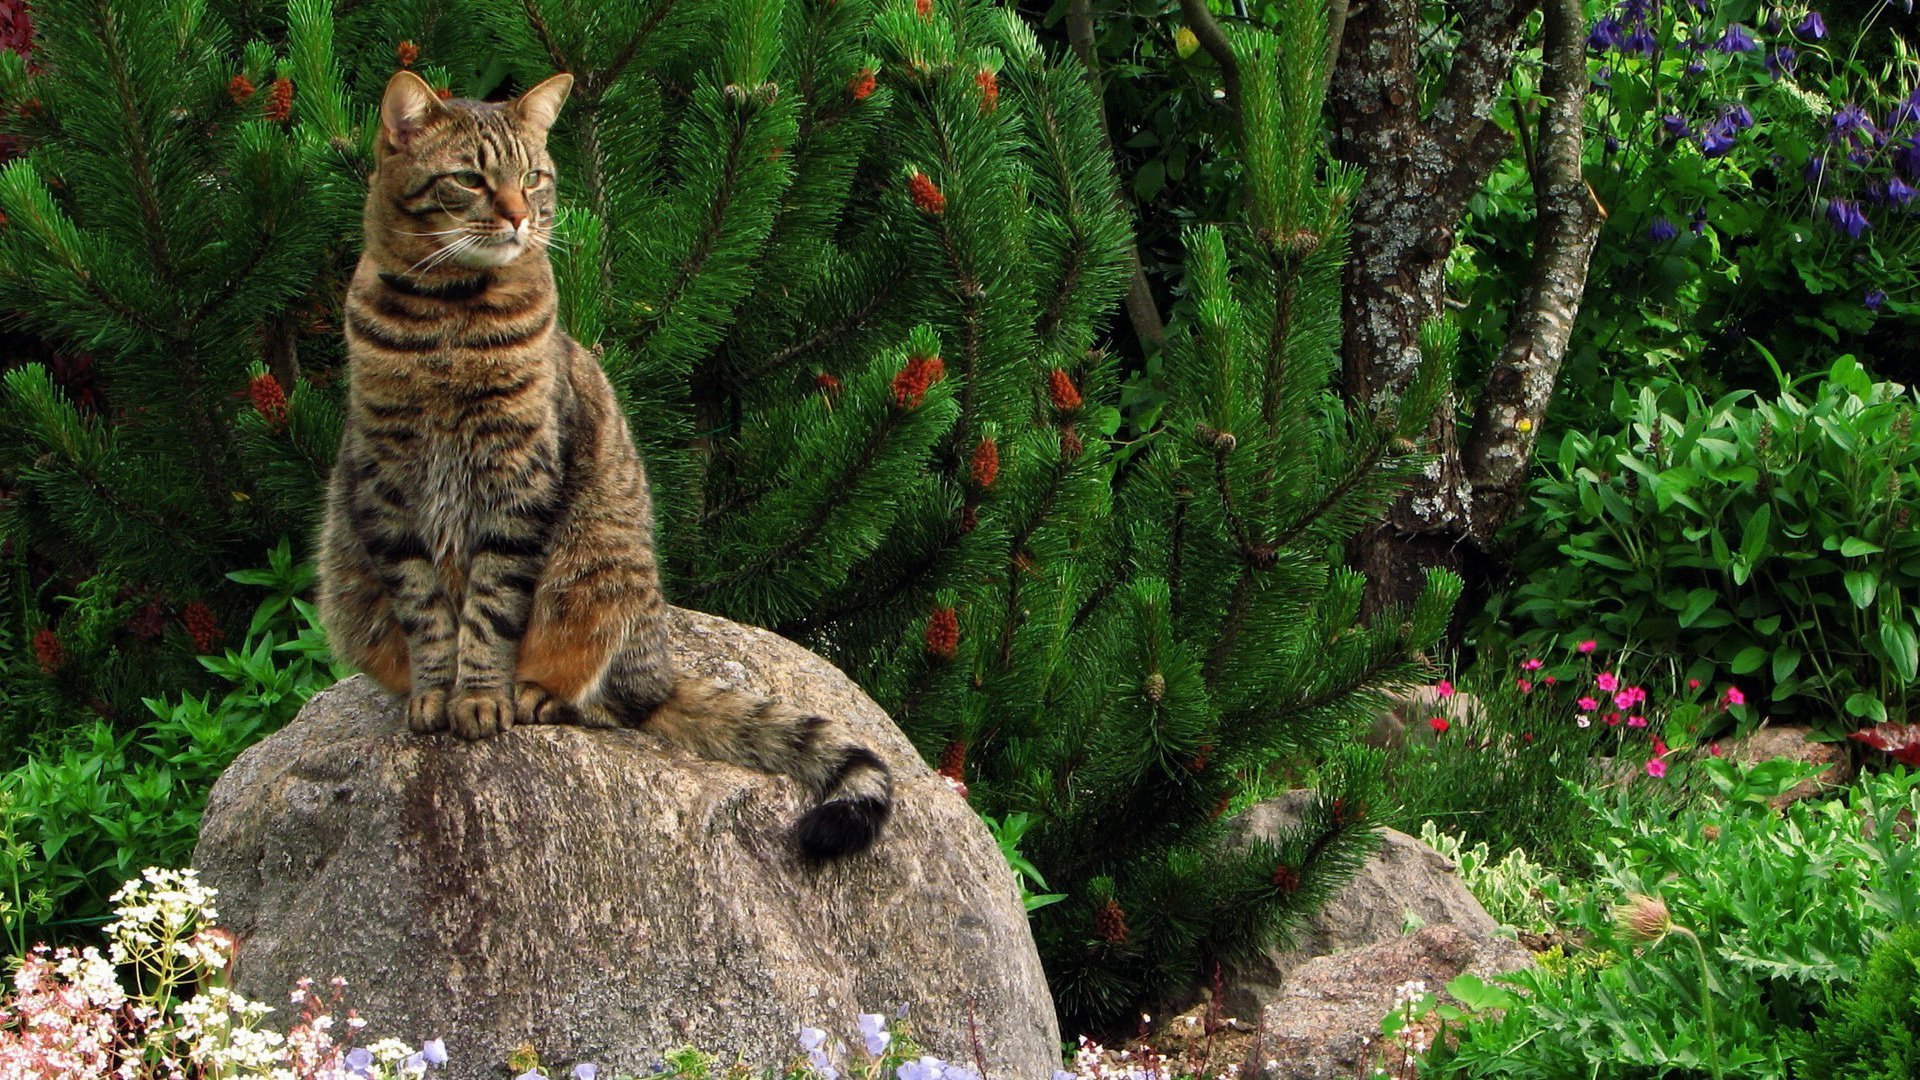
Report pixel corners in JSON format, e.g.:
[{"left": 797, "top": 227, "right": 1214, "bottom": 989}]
[{"left": 795, "top": 796, "right": 891, "bottom": 860}]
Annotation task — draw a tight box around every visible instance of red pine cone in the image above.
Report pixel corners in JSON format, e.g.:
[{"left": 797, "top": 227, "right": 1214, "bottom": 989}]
[
  {"left": 938, "top": 740, "right": 966, "bottom": 783},
  {"left": 182, "top": 602, "right": 221, "bottom": 654},
  {"left": 0, "top": 0, "right": 31, "bottom": 58},
  {"left": 1094, "top": 898, "right": 1129, "bottom": 944},
  {"left": 848, "top": 68, "right": 877, "bottom": 101},
  {"left": 263, "top": 77, "right": 294, "bottom": 123},
  {"left": 890, "top": 354, "right": 945, "bottom": 408},
  {"left": 396, "top": 40, "right": 420, "bottom": 68},
  {"left": 975, "top": 69, "right": 998, "bottom": 112},
  {"left": 228, "top": 74, "right": 256, "bottom": 105},
  {"left": 925, "top": 606, "right": 959, "bottom": 661},
  {"left": 1271, "top": 863, "right": 1300, "bottom": 893},
  {"left": 1048, "top": 368, "right": 1082, "bottom": 412},
  {"left": 969, "top": 436, "right": 999, "bottom": 490},
  {"left": 908, "top": 171, "right": 946, "bottom": 215},
  {"left": 435, "top": 86, "right": 453, "bottom": 100},
  {"left": 915, "top": 0, "right": 933, "bottom": 15},
  {"left": 959, "top": 502, "right": 978, "bottom": 533},
  {"left": 814, "top": 371, "right": 843, "bottom": 397},
  {"left": 31, "top": 628, "right": 63, "bottom": 674},
  {"left": 248, "top": 372, "right": 288, "bottom": 425},
  {"left": 1186, "top": 744, "right": 1212, "bottom": 773}
]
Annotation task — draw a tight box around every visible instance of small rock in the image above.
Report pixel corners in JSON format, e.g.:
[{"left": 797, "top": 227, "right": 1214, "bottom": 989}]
[
  {"left": 1725, "top": 723, "right": 1857, "bottom": 808},
  {"left": 1243, "top": 924, "right": 1507, "bottom": 1080},
  {"left": 1219, "top": 792, "right": 1531, "bottom": 1020}
]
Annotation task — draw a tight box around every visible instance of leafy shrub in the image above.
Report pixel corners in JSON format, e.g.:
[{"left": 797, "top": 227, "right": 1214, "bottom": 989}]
[
  {"left": 1417, "top": 822, "right": 1581, "bottom": 938},
  {"left": 1790, "top": 922, "right": 1920, "bottom": 1080},
  {"left": 1485, "top": 359, "right": 1920, "bottom": 729},
  {"left": 1421, "top": 766, "right": 1920, "bottom": 1079},
  {"left": 0, "top": 541, "right": 343, "bottom": 942}
]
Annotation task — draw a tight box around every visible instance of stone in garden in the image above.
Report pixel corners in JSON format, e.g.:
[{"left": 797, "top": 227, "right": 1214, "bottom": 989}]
[
  {"left": 1242, "top": 924, "right": 1513, "bottom": 1080},
  {"left": 1724, "top": 723, "right": 1857, "bottom": 808},
  {"left": 1367, "top": 684, "right": 1484, "bottom": 750},
  {"left": 1218, "top": 792, "right": 1532, "bottom": 1021},
  {"left": 193, "top": 607, "right": 1056, "bottom": 1080}
]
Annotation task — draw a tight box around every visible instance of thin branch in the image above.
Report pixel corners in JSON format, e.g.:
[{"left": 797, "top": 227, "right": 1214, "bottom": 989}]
[{"left": 1179, "top": 0, "right": 1242, "bottom": 112}]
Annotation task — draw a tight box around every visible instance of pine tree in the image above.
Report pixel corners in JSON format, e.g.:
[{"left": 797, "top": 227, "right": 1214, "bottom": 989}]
[{"left": 0, "top": 0, "right": 1453, "bottom": 1029}]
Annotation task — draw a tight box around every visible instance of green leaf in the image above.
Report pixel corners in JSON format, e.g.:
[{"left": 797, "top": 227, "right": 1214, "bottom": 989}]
[
  {"left": 1679, "top": 589, "right": 1718, "bottom": 628},
  {"left": 1841, "top": 537, "right": 1885, "bottom": 557},
  {"left": 1730, "top": 646, "right": 1768, "bottom": 675},
  {"left": 1844, "top": 570, "right": 1878, "bottom": 609}
]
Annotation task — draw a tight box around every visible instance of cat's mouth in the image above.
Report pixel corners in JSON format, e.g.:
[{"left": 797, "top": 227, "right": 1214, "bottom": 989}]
[{"left": 448, "top": 228, "right": 530, "bottom": 269}]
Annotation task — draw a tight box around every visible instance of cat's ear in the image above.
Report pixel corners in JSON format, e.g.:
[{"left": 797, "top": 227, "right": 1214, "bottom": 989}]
[
  {"left": 380, "top": 70, "right": 446, "bottom": 154},
  {"left": 512, "top": 74, "right": 573, "bottom": 137}
]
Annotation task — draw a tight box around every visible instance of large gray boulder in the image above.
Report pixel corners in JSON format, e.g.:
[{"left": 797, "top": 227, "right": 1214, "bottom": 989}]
[{"left": 193, "top": 607, "right": 1057, "bottom": 1080}]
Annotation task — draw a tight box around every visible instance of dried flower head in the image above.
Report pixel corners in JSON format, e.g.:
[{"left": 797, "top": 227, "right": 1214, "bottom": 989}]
[
  {"left": 228, "top": 74, "right": 256, "bottom": 105},
  {"left": 970, "top": 436, "right": 1000, "bottom": 489},
  {"left": 1615, "top": 893, "right": 1673, "bottom": 943},
  {"left": 396, "top": 40, "right": 420, "bottom": 68},
  {"left": 263, "top": 77, "right": 294, "bottom": 123},
  {"left": 908, "top": 170, "right": 946, "bottom": 214},
  {"left": 849, "top": 67, "right": 877, "bottom": 100},
  {"left": 924, "top": 606, "right": 959, "bottom": 660}
]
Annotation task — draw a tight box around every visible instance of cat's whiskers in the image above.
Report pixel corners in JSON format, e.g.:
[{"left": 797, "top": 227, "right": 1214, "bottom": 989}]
[{"left": 407, "top": 233, "right": 483, "bottom": 277}]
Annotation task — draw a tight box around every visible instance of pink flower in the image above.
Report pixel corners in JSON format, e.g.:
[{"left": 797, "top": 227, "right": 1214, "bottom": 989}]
[
  {"left": 1517, "top": 678, "right": 1534, "bottom": 693},
  {"left": 1653, "top": 735, "right": 1669, "bottom": 756},
  {"left": 1688, "top": 678, "right": 1702, "bottom": 690},
  {"left": 1708, "top": 742, "right": 1723, "bottom": 757},
  {"left": 1435, "top": 679, "right": 1455, "bottom": 698},
  {"left": 1646, "top": 758, "right": 1668, "bottom": 779},
  {"left": 1627, "top": 715, "right": 1648, "bottom": 728},
  {"left": 1522, "top": 658, "right": 1543, "bottom": 672},
  {"left": 1429, "top": 716, "right": 1450, "bottom": 734},
  {"left": 1577, "top": 639, "right": 1597, "bottom": 654},
  {"left": 1605, "top": 711, "right": 1623, "bottom": 726},
  {"left": 1595, "top": 671, "right": 1620, "bottom": 692},
  {"left": 1544, "top": 675, "right": 1557, "bottom": 686},
  {"left": 1577, "top": 696, "right": 1599, "bottom": 711},
  {"left": 1723, "top": 686, "right": 1746, "bottom": 707}
]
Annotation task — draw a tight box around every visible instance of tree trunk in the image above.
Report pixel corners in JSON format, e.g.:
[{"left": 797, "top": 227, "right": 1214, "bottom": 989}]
[{"left": 1331, "top": 0, "right": 1601, "bottom": 624}]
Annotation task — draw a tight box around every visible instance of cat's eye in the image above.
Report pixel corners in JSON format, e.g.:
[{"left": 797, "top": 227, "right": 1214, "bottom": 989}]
[
  {"left": 523, "top": 170, "right": 549, "bottom": 189},
  {"left": 449, "top": 170, "right": 487, "bottom": 189}
]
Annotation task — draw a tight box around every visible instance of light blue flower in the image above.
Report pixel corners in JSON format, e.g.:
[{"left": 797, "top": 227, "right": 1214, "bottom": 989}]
[
  {"left": 514, "top": 1072, "right": 544, "bottom": 1080},
  {"left": 1054, "top": 1072, "right": 1077, "bottom": 1080},
  {"left": 943, "top": 1066, "right": 981, "bottom": 1080},
  {"left": 423, "top": 1039, "right": 449, "bottom": 1065},
  {"left": 346, "top": 1047, "right": 374, "bottom": 1076},
  {"left": 809, "top": 1047, "right": 840, "bottom": 1080},
  {"left": 572, "top": 1065, "right": 599, "bottom": 1080},
  {"left": 858, "top": 1012, "right": 892, "bottom": 1056},
  {"left": 897, "top": 1057, "right": 947, "bottom": 1080},
  {"left": 799, "top": 1027, "right": 830, "bottom": 1052}
]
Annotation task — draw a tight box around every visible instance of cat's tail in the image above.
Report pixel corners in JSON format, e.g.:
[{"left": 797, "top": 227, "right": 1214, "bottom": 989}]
[{"left": 643, "top": 675, "right": 894, "bottom": 859}]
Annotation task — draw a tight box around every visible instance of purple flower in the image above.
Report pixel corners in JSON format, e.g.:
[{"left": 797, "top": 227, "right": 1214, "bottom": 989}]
[
  {"left": 799, "top": 1027, "right": 829, "bottom": 1052},
  {"left": 1589, "top": 17, "right": 1626, "bottom": 51},
  {"left": 1606, "top": 134, "right": 1621, "bottom": 154},
  {"left": 1797, "top": 12, "right": 1828, "bottom": 39},
  {"left": 1663, "top": 113, "right": 1692, "bottom": 138},
  {"left": 1624, "top": 25, "right": 1658, "bottom": 54},
  {"left": 346, "top": 1048, "right": 374, "bottom": 1076},
  {"left": 859, "top": 1013, "right": 892, "bottom": 1057},
  {"left": 1768, "top": 46, "right": 1799, "bottom": 77},
  {"left": 1648, "top": 216, "right": 1680, "bottom": 242},
  {"left": 1866, "top": 289, "right": 1888, "bottom": 311},
  {"left": 900, "top": 1061, "right": 948, "bottom": 1080},
  {"left": 1691, "top": 206, "right": 1710, "bottom": 234},
  {"left": 1826, "top": 197, "right": 1871, "bottom": 239},
  {"left": 1724, "top": 103, "right": 1755, "bottom": 130},
  {"left": 423, "top": 1040, "right": 449, "bottom": 1066},
  {"left": 1898, "top": 136, "right": 1920, "bottom": 180},
  {"left": 1889, "top": 90, "right": 1920, "bottom": 128},
  {"left": 514, "top": 1073, "right": 543, "bottom": 1080},
  {"left": 1804, "top": 153, "right": 1827, "bottom": 185},
  {"left": 572, "top": 1066, "right": 599, "bottom": 1080},
  {"left": 1887, "top": 176, "right": 1917, "bottom": 205},
  {"left": 1715, "top": 24, "right": 1761, "bottom": 53},
  {"left": 1700, "top": 119, "right": 1739, "bottom": 157},
  {"left": 1831, "top": 104, "right": 1881, "bottom": 150}
]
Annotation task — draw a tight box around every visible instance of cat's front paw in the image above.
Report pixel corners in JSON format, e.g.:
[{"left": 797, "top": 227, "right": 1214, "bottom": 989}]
[
  {"left": 450, "top": 688, "right": 515, "bottom": 741},
  {"left": 407, "top": 687, "right": 450, "bottom": 733},
  {"left": 513, "top": 680, "right": 588, "bottom": 726}
]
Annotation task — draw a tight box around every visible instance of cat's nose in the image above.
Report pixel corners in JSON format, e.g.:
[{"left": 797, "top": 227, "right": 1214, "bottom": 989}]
[{"left": 502, "top": 210, "right": 529, "bottom": 232}]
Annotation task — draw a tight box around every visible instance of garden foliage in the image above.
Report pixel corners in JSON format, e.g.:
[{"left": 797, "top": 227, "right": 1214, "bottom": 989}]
[
  {"left": 1421, "top": 767, "right": 1920, "bottom": 1078},
  {"left": 1487, "top": 358, "right": 1920, "bottom": 729}
]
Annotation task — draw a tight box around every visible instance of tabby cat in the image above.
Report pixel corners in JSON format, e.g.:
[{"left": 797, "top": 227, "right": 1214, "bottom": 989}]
[{"left": 316, "top": 70, "right": 891, "bottom": 859}]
